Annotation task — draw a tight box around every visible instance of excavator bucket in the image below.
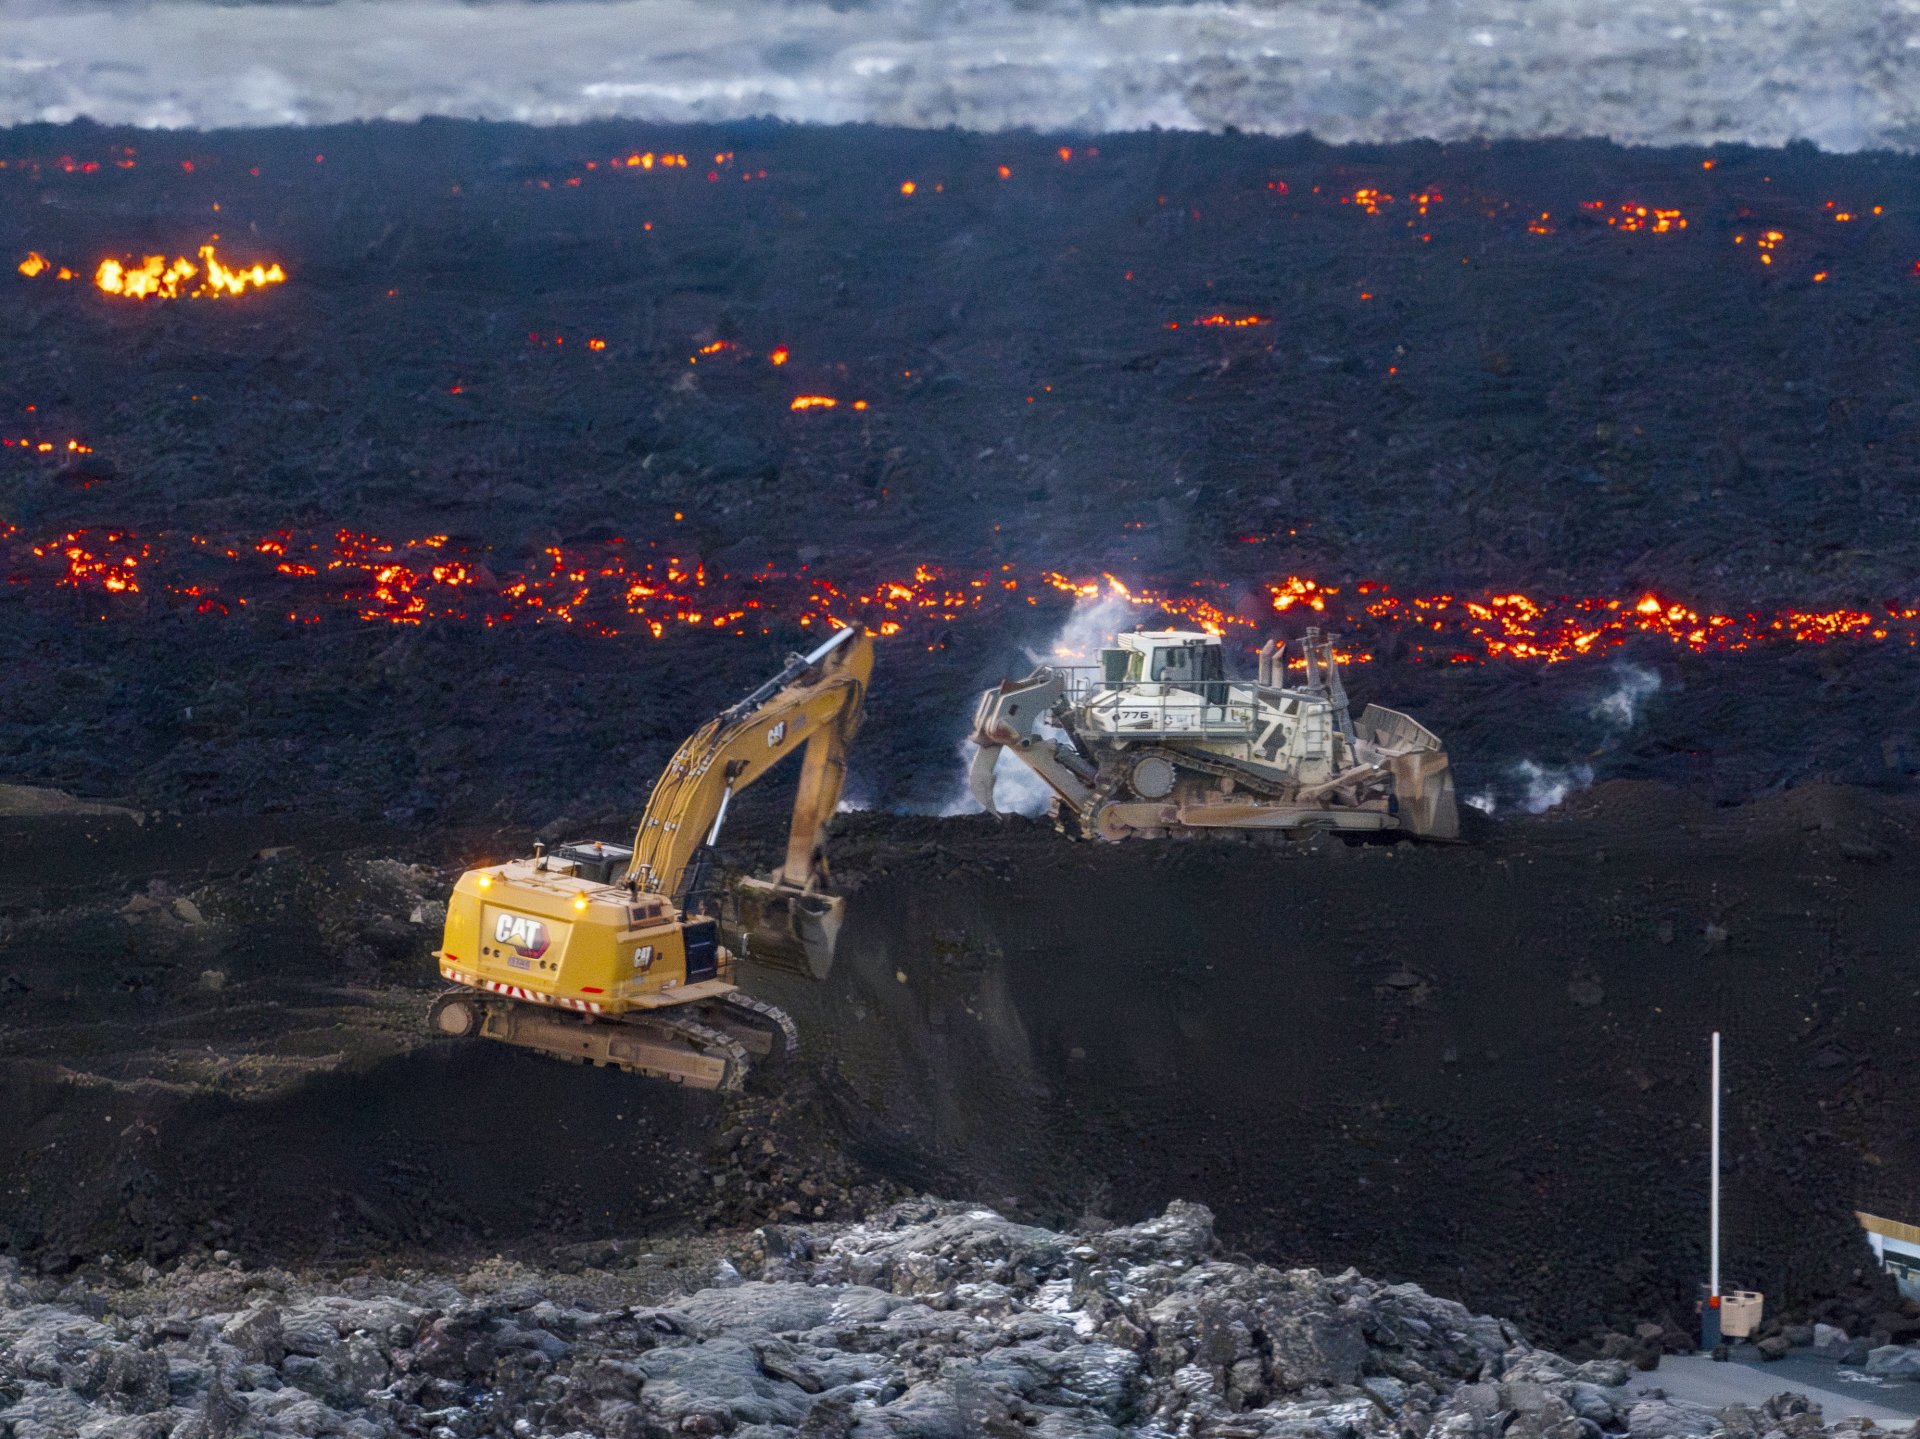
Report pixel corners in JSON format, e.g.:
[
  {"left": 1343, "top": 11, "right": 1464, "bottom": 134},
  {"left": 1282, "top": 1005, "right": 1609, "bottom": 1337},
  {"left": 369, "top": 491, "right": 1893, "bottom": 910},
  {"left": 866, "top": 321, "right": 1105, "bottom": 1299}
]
[{"left": 720, "top": 875, "right": 844, "bottom": 980}]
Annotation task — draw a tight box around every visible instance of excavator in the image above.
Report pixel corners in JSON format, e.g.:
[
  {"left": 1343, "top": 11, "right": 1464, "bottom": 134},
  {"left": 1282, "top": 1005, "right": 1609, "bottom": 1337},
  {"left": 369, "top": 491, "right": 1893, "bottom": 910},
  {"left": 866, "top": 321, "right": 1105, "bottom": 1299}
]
[{"left": 428, "top": 626, "right": 872, "bottom": 1091}]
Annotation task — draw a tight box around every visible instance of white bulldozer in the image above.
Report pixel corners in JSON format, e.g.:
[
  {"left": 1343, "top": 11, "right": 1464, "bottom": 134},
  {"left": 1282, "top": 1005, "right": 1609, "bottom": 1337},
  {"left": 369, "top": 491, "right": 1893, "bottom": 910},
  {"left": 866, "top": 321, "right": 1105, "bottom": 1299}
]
[{"left": 967, "top": 627, "right": 1459, "bottom": 841}]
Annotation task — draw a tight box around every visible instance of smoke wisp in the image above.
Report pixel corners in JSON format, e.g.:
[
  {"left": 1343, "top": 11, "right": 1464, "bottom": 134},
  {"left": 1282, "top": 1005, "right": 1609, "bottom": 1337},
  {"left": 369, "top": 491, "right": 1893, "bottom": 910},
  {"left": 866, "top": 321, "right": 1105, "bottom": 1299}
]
[
  {"left": 1592, "top": 663, "right": 1661, "bottom": 730},
  {"left": 1466, "top": 759, "right": 1596, "bottom": 817},
  {"left": 1513, "top": 759, "right": 1595, "bottom": 814},
  {"left": 949, "top": 589, "right": 1137, "bottom": 817}
]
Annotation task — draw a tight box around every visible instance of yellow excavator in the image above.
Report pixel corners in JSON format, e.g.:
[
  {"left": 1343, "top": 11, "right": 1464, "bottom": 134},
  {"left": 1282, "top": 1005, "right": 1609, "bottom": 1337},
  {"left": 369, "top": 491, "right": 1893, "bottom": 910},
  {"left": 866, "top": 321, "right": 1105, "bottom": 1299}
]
[{"left": 428, "top": 627, "right": 872, "bottom": 1091}]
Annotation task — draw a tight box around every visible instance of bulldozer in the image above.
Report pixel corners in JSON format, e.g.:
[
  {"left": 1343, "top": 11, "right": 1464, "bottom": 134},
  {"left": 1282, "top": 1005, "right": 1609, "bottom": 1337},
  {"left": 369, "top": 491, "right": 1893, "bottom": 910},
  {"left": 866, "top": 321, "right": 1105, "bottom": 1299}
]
[
  {"left": 428, "top": 626, "right": 872, "bottom": 1091},
  {"left": 967, "top": 626, "right": 1458, "bottom": 842}
]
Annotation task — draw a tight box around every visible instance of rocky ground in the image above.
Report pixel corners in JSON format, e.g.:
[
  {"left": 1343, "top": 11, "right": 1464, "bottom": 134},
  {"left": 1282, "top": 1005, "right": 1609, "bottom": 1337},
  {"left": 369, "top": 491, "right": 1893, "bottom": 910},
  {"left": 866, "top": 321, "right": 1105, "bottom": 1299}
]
[
  {"left": 3, "top": 776, "right": 1918, "bottom": 1351},
  {"left": 5, "top": 1198, "right": 1917, "bottom": 1439}
]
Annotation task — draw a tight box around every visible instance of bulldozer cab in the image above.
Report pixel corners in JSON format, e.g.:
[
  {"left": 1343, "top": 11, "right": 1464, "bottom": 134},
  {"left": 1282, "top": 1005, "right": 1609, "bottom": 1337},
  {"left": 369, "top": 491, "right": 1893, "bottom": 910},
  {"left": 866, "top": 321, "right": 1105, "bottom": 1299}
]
[{"left": 1113, "top": 631, "right": 1227, "bottom": 704}]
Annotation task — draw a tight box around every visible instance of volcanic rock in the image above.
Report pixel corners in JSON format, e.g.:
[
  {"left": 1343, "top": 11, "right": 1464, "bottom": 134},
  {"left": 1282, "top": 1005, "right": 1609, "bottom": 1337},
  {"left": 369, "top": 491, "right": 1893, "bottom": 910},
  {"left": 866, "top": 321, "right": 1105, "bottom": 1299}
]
[
  {"left": 1811, "top": 1323, "right": 1849, "bottom": 1353},
  {"left": 1865, "top": 1344, "right": 1920, "bottom": 1379},
  {"left": 2, "top": 1202, "right": 1910, "bottom": 1439}
]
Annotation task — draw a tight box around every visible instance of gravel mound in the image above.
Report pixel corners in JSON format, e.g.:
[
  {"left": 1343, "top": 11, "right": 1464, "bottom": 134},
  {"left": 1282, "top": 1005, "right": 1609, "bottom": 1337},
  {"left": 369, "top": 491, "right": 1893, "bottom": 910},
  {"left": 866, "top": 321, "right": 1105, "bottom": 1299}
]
[{"left": 4, "top": 1199, "right": 1912, "bottom": 1439}]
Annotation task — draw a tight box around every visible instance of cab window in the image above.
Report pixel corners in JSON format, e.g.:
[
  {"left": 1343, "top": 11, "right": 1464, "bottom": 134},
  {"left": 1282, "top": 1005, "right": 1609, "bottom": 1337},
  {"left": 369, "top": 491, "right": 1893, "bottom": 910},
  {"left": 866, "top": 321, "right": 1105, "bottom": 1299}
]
[{"left": 1152, "top": 647, "right": 1192, "bottom": 681}]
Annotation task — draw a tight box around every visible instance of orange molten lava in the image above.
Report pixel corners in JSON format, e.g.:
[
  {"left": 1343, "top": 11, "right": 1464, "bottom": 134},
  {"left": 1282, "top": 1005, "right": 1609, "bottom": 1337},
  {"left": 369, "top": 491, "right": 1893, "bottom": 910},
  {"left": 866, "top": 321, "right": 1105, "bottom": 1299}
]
[
  {"left": 5, "top": 527, "right": 1915, "bottom": 663},
  {"left": 95, "top": 244, "right": 286, "bottom": 300},
  {"left": 1599, "top": 204, "right": 1687, "bottom": 234},
  {"left": 15, "top": 252, "right": 75, "bottom": 281},
  {"left": 3, "top": 437, "right": 92, "bottom": 456}
]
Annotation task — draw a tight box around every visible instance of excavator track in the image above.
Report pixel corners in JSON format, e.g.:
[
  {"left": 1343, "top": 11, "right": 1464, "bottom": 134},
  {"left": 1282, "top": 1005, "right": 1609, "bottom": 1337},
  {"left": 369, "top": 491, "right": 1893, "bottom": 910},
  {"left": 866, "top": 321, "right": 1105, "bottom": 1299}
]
[
  {"left": 430, "top": 991, "right": 752, "bottom": 1092},
  {"left": 692, "top": 990, "right": 800, "bottom": 1063},
  {"left": 646, "top": 1015, "right": 752, "bottom": 1093}
]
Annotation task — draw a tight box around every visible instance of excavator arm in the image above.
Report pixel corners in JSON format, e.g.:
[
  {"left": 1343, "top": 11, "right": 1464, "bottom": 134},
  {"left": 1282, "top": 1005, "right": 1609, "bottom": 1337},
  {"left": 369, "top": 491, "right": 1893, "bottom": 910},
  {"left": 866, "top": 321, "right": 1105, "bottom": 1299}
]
[{"left": 625, "top": 626, "right": 872, "bottom": 978}]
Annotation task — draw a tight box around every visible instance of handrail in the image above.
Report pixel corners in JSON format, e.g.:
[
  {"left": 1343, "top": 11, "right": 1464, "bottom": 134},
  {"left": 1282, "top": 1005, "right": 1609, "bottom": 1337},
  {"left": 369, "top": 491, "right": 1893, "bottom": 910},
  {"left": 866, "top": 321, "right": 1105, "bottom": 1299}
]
[{"left": 1072, "top": 680, "right": 1261, "bottom": 736}]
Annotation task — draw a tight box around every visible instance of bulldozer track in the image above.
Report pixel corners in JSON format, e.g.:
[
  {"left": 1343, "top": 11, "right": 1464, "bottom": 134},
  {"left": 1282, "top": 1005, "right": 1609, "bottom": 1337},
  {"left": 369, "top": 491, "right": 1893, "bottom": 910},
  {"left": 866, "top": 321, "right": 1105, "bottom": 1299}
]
[
  {"left": 1072, "top": 742, "right": 1394, "bottom": 840},
  {"left": 1061, "top": 743, "right": 1297, "bottom": 839},
  {"left": 1107, "top": 744, "right": 1302, "bottom": 802}
]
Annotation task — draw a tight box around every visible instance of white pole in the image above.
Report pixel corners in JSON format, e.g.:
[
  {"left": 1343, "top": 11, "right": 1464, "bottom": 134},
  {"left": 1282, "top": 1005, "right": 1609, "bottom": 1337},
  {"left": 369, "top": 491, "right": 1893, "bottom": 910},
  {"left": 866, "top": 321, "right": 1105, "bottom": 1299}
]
[{"left": 1710, "top": 1030, "right": 1721, "bottom": 1300}]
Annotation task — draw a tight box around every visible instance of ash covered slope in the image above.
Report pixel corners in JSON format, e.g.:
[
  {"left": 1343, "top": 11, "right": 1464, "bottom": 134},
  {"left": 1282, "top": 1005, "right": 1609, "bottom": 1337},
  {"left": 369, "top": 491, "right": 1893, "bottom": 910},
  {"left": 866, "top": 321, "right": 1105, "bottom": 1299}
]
[
  {"left": 1, "top": 0, "right": 1917, "bottom": 153},
  {"left": 0, "top": 1198, "right": 1870, "bottom": 1439}
]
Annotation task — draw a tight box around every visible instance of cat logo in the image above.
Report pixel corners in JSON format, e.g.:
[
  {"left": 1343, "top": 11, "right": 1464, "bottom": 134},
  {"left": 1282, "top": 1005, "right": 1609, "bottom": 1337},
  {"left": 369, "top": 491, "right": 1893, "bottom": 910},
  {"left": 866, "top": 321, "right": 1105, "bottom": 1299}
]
[
  {"left": 493, "top": 912, "right": 551, "bottom": 959},
  {"left": 766, "top": 720, "right": 787, "bottom": 747}
]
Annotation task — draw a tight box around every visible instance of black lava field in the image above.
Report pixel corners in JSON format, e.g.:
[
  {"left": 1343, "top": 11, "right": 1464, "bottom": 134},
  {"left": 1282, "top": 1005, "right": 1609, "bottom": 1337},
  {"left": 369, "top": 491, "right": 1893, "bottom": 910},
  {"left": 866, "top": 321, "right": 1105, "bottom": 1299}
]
[{"left": 2, "top": 118, "right": 1917, "bottom": 1345}]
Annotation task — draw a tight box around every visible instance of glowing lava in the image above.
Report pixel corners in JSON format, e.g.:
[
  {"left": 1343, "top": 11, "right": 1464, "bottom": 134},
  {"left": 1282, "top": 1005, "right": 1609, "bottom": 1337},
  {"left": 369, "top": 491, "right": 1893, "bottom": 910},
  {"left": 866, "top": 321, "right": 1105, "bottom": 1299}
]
[
  {"left": 1591, "top": 202, "right": 1687, "bottom": 233},
  {"left": 3, "top": 527, "right": 1914, "bottom": 663},
  {"left": 16, "top": 252, "right": 75, "bottom": 281},
  {"left": 94, "top": 244, "right": 286, "bottom": 300},
  {"left": 2, "top": 437, "right": 92, "bottom": 456}
]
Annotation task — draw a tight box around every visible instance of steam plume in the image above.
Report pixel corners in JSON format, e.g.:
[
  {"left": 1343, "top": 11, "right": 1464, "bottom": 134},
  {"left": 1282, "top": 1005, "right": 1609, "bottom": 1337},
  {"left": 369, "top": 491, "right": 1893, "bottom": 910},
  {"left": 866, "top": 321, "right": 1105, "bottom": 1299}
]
[
  {"left": 1513, "top": 759, "right": 1594, "bottom": 814},
  {"left": 950, "top": 589, "right": 1136, "bottom": 817},
  {"left": 1592, "top": 663, "right": 1660, "bottom": 730}
]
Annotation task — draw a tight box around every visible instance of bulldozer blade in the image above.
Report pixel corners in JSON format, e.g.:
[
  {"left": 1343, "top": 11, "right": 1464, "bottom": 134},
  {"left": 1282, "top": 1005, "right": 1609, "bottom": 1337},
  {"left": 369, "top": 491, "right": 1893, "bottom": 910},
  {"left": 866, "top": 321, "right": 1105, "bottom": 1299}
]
[
  {"left": 721, "top": 875, "right": 844, "bottom": 980},
  {"left": 967, "top": 741, "right": 1004, "bottom": 815},
  {"left": 1388, "top": 748, "right": 1461, "bottom": 840}
]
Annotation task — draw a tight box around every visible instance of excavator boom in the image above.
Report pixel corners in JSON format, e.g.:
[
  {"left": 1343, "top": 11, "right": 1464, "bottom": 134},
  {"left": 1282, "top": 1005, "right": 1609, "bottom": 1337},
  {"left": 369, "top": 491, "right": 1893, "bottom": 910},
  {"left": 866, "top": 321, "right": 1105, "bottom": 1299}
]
[
  {"left": 627, "top": 626, "right": 869, "bottom": 904},
  {"left": 624, "top": 627, "right": 871, "bottom": 977},
  {"left": 429, "top": 627, "right": 873, "bottom": 1089}
]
